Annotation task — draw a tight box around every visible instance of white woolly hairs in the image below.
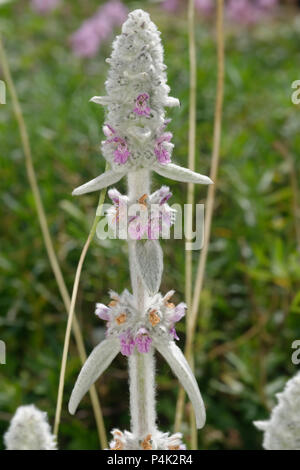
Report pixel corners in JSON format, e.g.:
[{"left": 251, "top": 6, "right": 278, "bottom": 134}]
[
  {"left": 4, "top": 405, "right": 57, "bottom": 450},
  {"left": 254, "top": 372, "right": 300, "bottom": 450}
]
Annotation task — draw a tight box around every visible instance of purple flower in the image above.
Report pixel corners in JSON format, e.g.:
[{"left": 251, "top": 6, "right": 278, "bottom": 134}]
[
  {"left": 95, "top": 303, "right": 111, "bottom": 321},
  {"left": 103, "top": 124, "right": 116, "bottom": 138},
  {"left": 103, "top": 126, "right": 130, "bottom": 164},
  {"left": 133, "top": 93, "right": 151, "bottom": 117},
  {"left": 119, "top": 331, "right": 135, "bottom": 356},
  {"left": 161, "top": 0, "right": 180, "bottom": 12},
  {"left": 31, "top": 0, "right": 60, "bottom": 15},
  {"left": 154, "top": 132, "right": 173, "bottom": 164},
  {"left": 128, "top": 219, "right": 146, "bottom": 241},
  {"left": 171, "top": 303, "right": 186, "bottom": 323},
  {"left": 227, "top": 0, "right": 261, "bottom": 25},
  {"left": 195, "top": 0, "right": 214, "bottom": 15},
  {"left": 135, "top": 328, "right": 152, "bottom": 354},
  {"left": 170, "top": 326, "right": 180, "bottom": 341},
  {"left": 168, "top": 303, "right": 186, "bottom": 341},
  {"left": 258, "top": 0, "right": 278, "bottom": 8},
  {"left": 70, "top": 1, "right": 128, "bottom": 58},
  {"left": 113, "top": 137, "right": 130, "bottom": 164},
  {"left": 70, "top": 20, "right": 102, "bottom": 58},
  {"left": 158, "top": 186, "right": 172, "bottom": 205}
]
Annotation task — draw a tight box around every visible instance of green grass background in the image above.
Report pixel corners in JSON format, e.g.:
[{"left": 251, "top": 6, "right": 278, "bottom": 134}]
[{"left": 1, "top": 0, "right": 300, "bottom": 450}]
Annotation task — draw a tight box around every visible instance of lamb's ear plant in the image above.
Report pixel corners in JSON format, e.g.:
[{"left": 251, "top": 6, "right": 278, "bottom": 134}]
[
  {"left": 4, "top": 405, "right": 57, "bottom": 450},
  {"left": 254, "top": 372, "right": 300, "bottom": 450},
  {"left": 69, "top": 9, "right": 212, "bottom": 450}
]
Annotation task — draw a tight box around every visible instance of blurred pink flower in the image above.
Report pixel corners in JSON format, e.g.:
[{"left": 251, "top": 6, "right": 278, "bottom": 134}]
[
  {"left": 161, "top": 0, "right": 180, "bottom": 12},
  {"left": 227, "top": 0, "right": 278, "bottom": 25},
  {"left": 258, "top": 0, "right": 278, "bottom": 8},
  {"left": 70, "top": 0, "right": 128, "bottom": 58},
  {"left": 161, "top": 0, "right": 278, "bottom": 24},
  {"left": 195, "top": 0, "right": 214, "bottom": 16},
  {"left": 31, "top": 0, "right": 60, "bottom": 15}
]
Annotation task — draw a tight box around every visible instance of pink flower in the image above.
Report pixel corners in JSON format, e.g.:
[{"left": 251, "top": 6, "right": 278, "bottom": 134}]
[
  {"left": 158, "top": 186, "right": 172, "bottom": 205},
  {"left": 31, "top": 0, "right": 60, "bottom": 15},
  {"left": 258, "top": 0, "right": 278, "bottom": 8},
  {"left": 171, "top": 303, "right": 186, "bottom": 323},
  {"left": 70, "top": 20, "right": 102, "bottom": 58},
  {"left": 170, "top": 326, "right": 179, "bottom": 341},
  {"left": 70, "top": 1, "right": 128, "bottom": 58},
  {"left": 103, "top": 124, "right": 116, "bottom": 138},
  {"left": 154, "top": 133, "right": 173, "bottom": 164},
  {"left": 195, "top": 0, "right": 214, "bottom": 15},
  {"left": 113, "top": 138, "right": 130, "bottom": 164},
  {"left": 133, "top": 93, "right": 151, "bottom": 117},
  {"left": 161, "top": 0, "right": 180, "bottom": 13},
  {"left": 103, "top": 126, "right": 130, "bottom": 164},
  {"left": 169, "top": 303, "right": 186, "bottom": 341},
  {"left": 95, "top": 303, "right": 111, "bottom": 321},
  {"left": 128, "top": 217, "right": 147, "bottom": 241},
  {"left": 135, "top": 328, "right": 152, "bottom": 354},
  {"left": 119, "top": 331, "right": 135, "bottom": 356},
  {"left": 227, "top": 0, "right": 262, "bottom": 25}
]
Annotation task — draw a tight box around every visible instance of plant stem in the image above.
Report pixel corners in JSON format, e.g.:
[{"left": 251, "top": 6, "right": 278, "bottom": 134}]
[
  {"left": 185, "top": 0, "right": 198, "bottom": 450},
  {"left": 175, "top": 0, "right": 197, "bottom": 441},
  {"left": 185, "top": 0, "right": 197, "bottom": 312},
  {"left": 54, "top": 187, "right": 107, "bottom": 440},
  {"left": 0, "top": 35, "right": 107, "bottom": 448},
  {"left": 175, "top": 0, "right": 225, "bottom": 438},
  {"left": 127, "top": 170, "right": 156, "bottom": 442}
]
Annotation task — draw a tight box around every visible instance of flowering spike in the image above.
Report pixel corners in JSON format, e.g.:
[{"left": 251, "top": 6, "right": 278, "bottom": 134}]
[
  {"left": 72, "top": 9, "right": 212, "bottom": 196},
  {"left": 70, "top": 9, "right": 207, "bottom": 449}
]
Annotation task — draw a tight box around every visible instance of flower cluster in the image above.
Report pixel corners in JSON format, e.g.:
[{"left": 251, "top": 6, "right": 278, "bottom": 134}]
[
  {"left": 109, "top": 428, "right": 186, "bottom": 450},
  {"left": 96, "top": 290, "right": 186, "bottom": 357},
  {"left": 73, "top": 10, "right": 212, "bottom": 196},
  {"left": 106, "top": 186, "right": 176, "bottom": 240},
  {"left": 93, "top": 8, "right": 178, "bottom": 173},
  {"left": 70, "top": 1, "right": 128, "bottom": 58}
]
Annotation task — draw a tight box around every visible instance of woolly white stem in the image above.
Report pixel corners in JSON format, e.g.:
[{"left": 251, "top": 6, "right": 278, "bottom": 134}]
[
  {"left": 127, "top": 169, "right": 156, "bottom": 439},
  {"left": 129, "top": 349, "right": 156, "bottom": 437}
]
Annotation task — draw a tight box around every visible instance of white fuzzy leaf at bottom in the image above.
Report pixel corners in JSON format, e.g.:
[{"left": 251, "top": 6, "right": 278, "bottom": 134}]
[
  {"left": 154, "top": 340, "right": 206, "bottom": 429},
  {"left": 68, "top": 338, "right": 120, "bottom": 415}
]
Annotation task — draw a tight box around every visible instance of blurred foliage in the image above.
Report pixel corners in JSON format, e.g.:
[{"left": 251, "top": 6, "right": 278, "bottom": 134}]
[{"left": 0, "top": 0, "right": 300, "bottom": 450}]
